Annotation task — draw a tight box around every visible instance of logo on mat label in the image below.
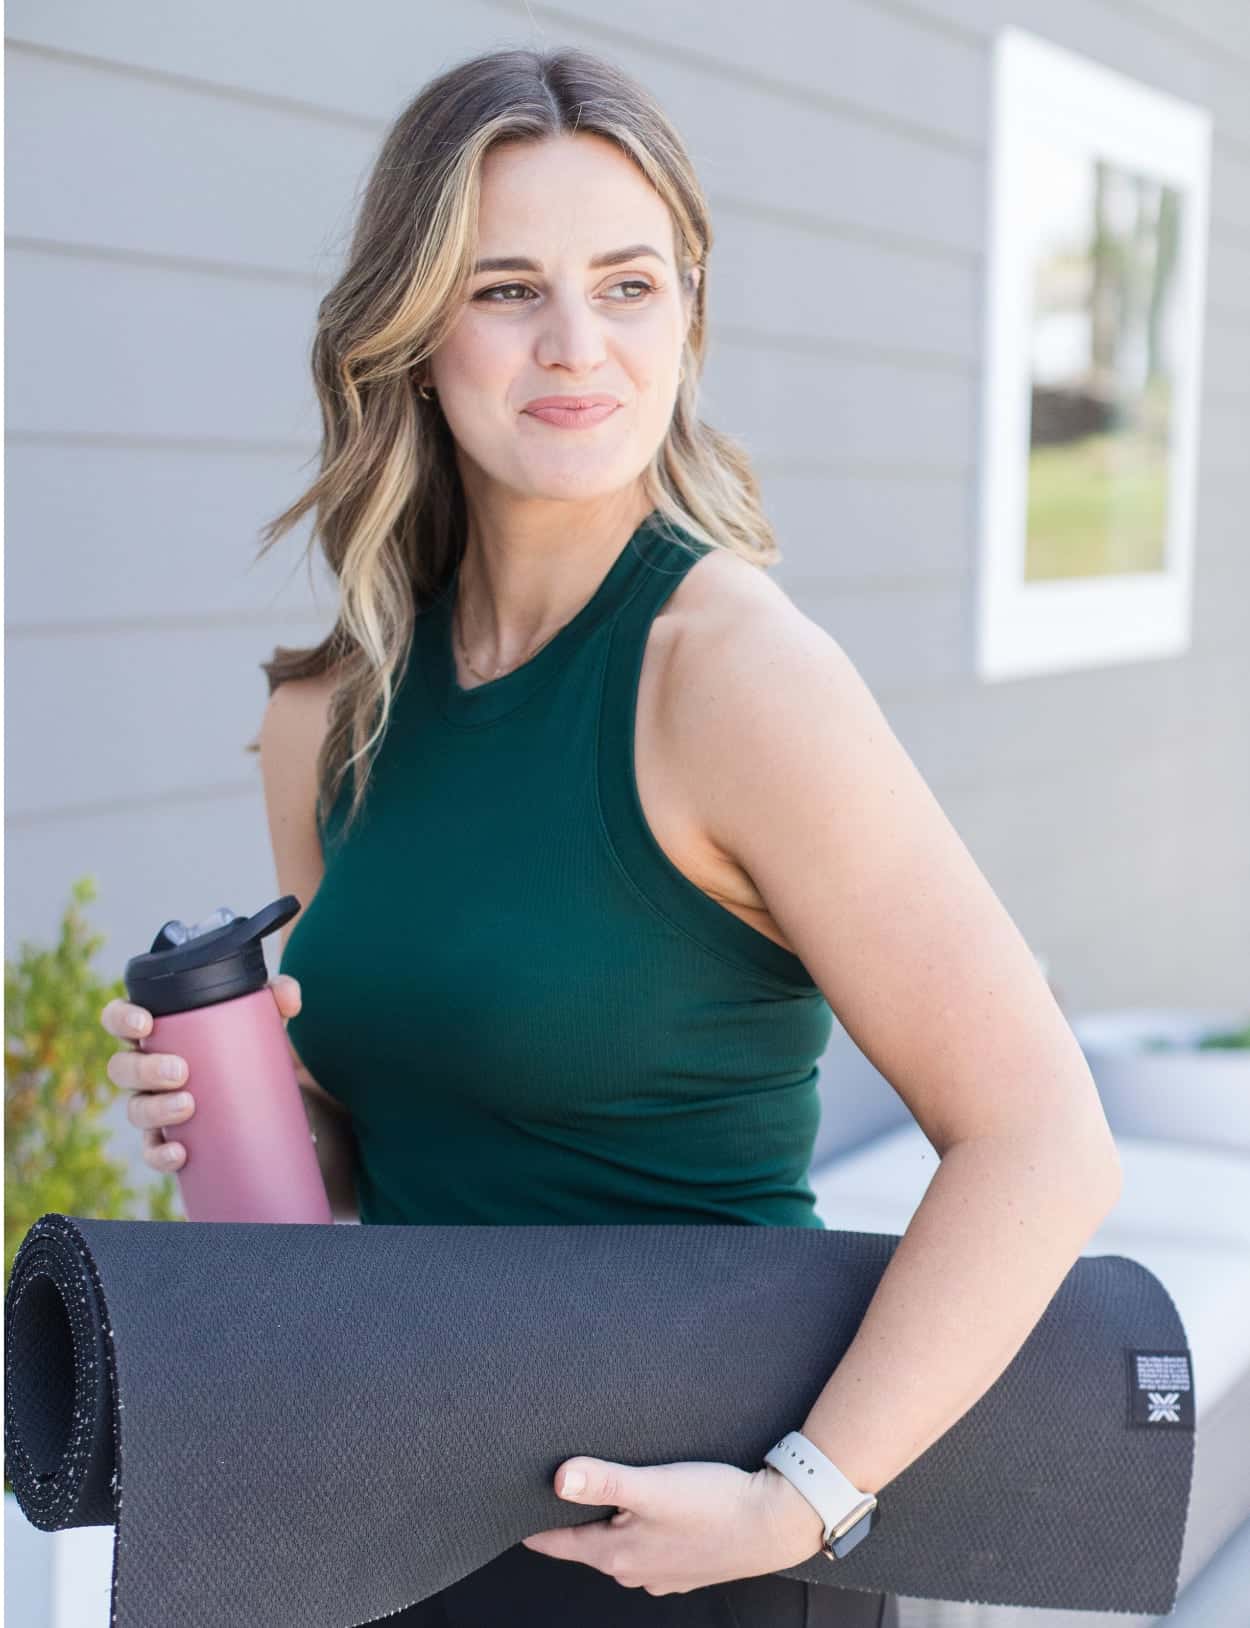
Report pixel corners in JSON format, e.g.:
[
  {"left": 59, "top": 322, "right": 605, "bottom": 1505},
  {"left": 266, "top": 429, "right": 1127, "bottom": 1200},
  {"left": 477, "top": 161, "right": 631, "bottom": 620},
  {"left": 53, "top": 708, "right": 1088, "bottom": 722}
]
[{"left": 1125, "top": 1349, "right": 1194, "bottom": 1430}]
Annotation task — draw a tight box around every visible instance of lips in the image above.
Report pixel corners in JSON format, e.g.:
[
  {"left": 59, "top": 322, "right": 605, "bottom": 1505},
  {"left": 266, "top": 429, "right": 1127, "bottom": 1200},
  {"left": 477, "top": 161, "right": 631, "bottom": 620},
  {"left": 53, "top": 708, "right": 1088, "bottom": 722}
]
[
  {"left": 523, "top": 396, "right": 621, "bottom": 429},
  {"left": 523, "top": 394, "right": 621, "bottom": 412}
]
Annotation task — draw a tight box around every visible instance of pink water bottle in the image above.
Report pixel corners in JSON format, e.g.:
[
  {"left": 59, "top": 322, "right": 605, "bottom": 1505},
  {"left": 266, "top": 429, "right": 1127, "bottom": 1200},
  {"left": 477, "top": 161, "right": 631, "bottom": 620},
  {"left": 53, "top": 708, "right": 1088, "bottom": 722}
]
[{"left": 124, "top": 895, "right": 332, "bottom": 1224}]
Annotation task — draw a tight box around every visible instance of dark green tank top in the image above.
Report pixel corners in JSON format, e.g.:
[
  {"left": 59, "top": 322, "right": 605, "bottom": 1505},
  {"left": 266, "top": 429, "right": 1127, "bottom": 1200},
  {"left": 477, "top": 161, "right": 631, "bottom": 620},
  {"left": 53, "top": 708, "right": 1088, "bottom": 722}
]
[{"left": 279, "top": 509, "right": 834, "bottom": 1227}]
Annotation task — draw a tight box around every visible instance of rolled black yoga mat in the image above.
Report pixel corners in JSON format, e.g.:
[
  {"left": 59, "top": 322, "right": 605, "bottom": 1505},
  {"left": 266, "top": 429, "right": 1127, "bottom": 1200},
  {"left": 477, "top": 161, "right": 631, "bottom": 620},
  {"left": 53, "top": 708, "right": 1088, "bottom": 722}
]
[{"left": 6, "top": 1212, "right": 1193, "bottom": 1626}]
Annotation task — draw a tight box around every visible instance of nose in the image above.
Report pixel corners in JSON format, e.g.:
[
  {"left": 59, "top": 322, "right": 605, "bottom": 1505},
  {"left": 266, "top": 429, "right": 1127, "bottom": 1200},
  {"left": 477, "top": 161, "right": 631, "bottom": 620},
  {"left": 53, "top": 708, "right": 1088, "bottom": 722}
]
[{"left": 533, "top": 287, "right": 610, "bottom": 378}]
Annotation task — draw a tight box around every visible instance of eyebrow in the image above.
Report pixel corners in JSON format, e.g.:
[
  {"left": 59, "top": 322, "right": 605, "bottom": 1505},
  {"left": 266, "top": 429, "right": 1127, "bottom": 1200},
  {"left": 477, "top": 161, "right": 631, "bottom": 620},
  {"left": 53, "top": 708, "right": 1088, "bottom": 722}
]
[{"left": 471, "top": 243, "right": 666, "bottom": 274}]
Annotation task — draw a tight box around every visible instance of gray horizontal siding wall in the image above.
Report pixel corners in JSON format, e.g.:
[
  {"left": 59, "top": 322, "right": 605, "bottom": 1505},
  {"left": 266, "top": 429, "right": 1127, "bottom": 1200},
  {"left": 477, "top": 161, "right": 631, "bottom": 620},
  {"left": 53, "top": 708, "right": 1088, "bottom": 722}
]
[{"left": 6, "top": 2, "right": 1248, "bottom": 1194}]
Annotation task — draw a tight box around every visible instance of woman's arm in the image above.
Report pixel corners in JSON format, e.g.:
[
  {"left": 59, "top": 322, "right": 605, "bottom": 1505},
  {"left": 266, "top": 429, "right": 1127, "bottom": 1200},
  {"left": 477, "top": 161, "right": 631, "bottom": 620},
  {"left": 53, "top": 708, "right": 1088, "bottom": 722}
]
[
  {"left": 665, "top": 562, "right": 1122, "bottom": 1502},
  {"left": 259, "top": 671, "right": 361, "bottom": 1225},
  {"left": 795, "top": 1132, "right": 1118, "bottom": 1497}
]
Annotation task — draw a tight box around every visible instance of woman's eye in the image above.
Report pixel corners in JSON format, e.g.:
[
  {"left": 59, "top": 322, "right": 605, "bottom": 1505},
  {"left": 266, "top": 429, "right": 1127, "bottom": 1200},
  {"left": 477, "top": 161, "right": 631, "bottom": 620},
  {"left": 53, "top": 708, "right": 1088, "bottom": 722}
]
[
  {"left": 475, "top": 283, "right": 534, "bottom": 303},
  {"left": 606, "top": 279, "right": 656, "bottom": 302},
  {"left": 474, "top": 278, "right": 655, "bottom": 304}
]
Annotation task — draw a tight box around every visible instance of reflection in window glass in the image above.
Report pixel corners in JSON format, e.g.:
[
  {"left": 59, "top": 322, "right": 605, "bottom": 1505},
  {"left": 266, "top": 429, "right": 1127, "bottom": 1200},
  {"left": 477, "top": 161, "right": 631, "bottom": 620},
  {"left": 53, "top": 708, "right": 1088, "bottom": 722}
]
[{"left": 1025, "top": 149, "right": 1183, "bottom": 582}]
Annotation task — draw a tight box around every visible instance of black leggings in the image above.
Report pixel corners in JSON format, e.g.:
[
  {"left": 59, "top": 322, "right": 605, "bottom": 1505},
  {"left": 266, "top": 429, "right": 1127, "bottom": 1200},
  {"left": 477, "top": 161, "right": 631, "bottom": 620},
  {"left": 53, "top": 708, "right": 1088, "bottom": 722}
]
[{"left": 389, "top": 1539, "right": 889, "bottom": 1626}]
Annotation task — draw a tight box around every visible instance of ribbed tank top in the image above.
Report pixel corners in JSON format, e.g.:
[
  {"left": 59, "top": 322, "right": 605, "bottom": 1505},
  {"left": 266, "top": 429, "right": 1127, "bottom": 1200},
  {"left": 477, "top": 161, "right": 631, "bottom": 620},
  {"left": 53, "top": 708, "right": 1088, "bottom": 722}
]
[{"left": 279, "top": 508, "right": 834, "bottom": 1227}]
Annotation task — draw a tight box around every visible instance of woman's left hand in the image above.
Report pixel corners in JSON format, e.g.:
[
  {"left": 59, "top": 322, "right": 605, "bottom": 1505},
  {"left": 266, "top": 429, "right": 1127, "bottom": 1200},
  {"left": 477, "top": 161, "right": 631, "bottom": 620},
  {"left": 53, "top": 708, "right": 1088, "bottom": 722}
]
[{"left": 520, "top": 1455, "right": 826, "bottom": 1595}]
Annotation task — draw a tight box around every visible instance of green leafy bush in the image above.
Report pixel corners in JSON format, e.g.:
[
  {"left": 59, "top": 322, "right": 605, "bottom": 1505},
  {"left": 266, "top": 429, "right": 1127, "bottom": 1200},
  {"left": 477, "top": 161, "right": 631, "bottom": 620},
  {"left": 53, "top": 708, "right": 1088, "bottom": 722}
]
[
  {"left": 1143, "top": 1016, "right": 1250, "bottom": 1052},
  {"left": 5, "top": 875, "right": 182, "bottom": 1283},
  {"left": 5, "top": 878, "right": 184, "bottom": 1495},
  {"left": 1195, "top": 1020, "right": 1250, "bottom": 1050}
]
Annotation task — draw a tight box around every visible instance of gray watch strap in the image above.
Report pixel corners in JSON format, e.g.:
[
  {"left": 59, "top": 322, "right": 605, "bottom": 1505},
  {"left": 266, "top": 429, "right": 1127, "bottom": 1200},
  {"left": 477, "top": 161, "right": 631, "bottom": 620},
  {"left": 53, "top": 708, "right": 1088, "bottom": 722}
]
[{"left": 763, "top": 1429, "right": 879, "bottom": 1560}]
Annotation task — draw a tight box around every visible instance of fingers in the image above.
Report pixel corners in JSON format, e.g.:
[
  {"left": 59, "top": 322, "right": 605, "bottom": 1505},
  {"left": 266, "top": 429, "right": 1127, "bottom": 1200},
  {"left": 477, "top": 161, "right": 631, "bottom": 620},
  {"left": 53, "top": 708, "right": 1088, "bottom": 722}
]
[
  {"left": 126, "top": 1083, "right": 194, "bottom": 1134},
  {"left": 125, "top": 1072, "right": 195, "bottom": 1176},
  {"left": 104, "top": 983, "right": 300, "bottom": 1179},
  {"left": 141, "top": 1124, "right": 185, "bottom": 1173},
  {"left": 102, "top": 998, "right": 193, "bottom": 1173},
  {"left": 269, "top": 974, "right": 303, "bottom": 1021},
  {"left": 106, "top": 1044, "right": 189, "bottom": 1096},
  {"left": 103, "top": 997, "right": 184, "bottom": 1094},
  {"left": 101, "top": 996, "right": 153, "bottom": 1043}
]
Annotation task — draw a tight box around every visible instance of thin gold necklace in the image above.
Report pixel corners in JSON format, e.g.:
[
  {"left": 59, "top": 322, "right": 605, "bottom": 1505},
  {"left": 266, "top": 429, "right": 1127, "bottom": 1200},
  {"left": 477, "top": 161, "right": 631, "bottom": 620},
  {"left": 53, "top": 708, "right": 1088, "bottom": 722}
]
[{"left": 452, "top": 582, "right": 568, "bottom": 683}]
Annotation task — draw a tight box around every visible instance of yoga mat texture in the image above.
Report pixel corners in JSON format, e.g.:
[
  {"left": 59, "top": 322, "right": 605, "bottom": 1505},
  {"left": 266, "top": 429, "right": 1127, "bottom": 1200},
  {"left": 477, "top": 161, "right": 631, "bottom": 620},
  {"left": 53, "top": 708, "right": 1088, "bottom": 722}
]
[{"left": 6, "top": 1213, "right": 1193, "bottom": 1626}]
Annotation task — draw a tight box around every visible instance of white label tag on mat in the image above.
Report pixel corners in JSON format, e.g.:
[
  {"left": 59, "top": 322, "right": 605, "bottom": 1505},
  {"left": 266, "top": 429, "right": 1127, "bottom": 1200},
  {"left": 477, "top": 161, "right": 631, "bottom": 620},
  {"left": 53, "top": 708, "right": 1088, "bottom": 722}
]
[{"left": 1125, "top": 1349, "right": 1194, "bottom": 1430}]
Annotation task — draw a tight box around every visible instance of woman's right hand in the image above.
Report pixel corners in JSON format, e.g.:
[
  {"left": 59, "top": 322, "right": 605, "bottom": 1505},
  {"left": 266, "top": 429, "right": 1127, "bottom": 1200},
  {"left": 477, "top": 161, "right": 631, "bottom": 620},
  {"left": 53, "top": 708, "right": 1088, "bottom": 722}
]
[{"left": 101, "top": 976, "right": 303, "bottom": 1173}]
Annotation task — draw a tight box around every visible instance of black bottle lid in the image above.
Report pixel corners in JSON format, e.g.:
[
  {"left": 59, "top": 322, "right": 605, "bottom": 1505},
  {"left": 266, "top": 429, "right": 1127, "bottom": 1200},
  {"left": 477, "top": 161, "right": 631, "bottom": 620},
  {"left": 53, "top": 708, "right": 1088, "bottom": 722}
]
[{"left": 123, "top": 896, "right": 301, "bottom": 1017}]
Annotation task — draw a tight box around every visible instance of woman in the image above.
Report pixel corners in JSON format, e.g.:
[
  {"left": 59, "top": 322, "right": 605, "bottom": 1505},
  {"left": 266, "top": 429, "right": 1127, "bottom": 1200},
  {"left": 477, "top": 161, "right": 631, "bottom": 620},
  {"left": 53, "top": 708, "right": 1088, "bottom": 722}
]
[{"left": 102, "top": 45, "right": 1122, "bottom": 1628}]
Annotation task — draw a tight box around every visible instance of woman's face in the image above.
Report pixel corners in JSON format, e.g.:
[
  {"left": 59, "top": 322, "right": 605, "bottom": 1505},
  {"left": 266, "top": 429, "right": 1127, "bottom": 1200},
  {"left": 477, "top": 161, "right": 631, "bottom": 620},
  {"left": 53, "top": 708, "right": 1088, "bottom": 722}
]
[{"left": 427, "top": 132, "right": 698, "bottom": 504}]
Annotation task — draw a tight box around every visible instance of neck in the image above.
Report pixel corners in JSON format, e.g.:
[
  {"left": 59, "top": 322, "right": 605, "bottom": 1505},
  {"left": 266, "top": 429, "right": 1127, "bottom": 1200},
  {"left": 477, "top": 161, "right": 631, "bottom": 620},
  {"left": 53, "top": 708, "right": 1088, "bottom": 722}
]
[{"left": 453, "top": 492, "right": 654, "bottom": 667}]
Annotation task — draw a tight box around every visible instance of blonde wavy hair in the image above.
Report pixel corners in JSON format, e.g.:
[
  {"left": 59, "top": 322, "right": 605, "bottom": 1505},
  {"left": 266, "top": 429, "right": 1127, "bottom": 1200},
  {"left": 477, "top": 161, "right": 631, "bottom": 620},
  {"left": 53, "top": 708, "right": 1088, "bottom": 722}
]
[{"left": 247, "top": 45, "right": 781, "bottom": 845}]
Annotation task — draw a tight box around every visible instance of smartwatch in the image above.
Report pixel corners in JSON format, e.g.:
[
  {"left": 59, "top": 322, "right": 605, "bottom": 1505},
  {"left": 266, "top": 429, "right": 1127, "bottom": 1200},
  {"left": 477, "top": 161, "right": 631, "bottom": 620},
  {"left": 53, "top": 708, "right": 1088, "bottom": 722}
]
[{"left": 763, "top": 1429, "right": 879, "bottom": 1561}]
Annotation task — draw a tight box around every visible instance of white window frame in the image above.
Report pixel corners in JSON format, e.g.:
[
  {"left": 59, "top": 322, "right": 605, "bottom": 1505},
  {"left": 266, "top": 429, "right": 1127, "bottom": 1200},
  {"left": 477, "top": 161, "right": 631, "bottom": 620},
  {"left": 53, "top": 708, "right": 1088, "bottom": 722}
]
[{"left": 975, "top": 27, "right": 1213, "bottom": 683}]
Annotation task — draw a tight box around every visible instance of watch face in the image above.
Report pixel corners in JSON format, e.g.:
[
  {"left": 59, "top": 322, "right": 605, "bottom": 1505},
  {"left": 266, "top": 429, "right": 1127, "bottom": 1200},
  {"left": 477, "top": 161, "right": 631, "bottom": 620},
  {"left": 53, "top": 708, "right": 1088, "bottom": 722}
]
[{"left": 827, "top": 1503, "right": 877, "bottom": 1561}]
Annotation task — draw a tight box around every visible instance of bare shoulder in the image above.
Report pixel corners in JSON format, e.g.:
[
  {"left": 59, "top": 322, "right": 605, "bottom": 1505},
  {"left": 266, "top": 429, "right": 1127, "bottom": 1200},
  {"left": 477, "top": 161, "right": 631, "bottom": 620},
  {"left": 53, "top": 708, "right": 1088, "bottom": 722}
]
[
  {"left": 653, "top": 538, "right": 895, "bottom": 879},
  {"left": 658, "top": 546, "right": 1122, "bottom": 1178},
  {"left": 260, "top": 666, "right": 339, "bottom": 743},
  {"left": 657, "top": 543, "right": 854, "bottom": 727},
  {"left": 641, "top": 543, "right": 859, "bottom": 942},
  {"left": 258, "top": 667, "right": 348, "bottom": 804},
  {"left": 663, "top": 541, "right": 793, "bottom": 623},
  {"left": 257, "top": 667, "right": 343, "bottom": 877}
]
